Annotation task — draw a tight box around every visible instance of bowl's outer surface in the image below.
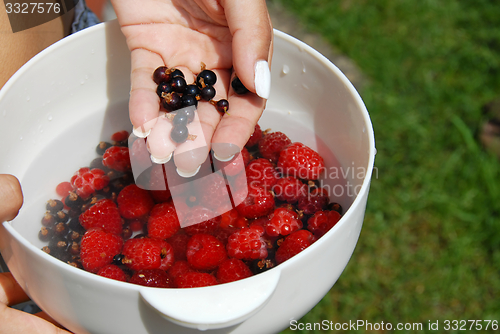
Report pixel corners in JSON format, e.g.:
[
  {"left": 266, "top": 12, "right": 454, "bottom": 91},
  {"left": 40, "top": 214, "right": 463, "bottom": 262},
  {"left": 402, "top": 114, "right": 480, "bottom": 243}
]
[{"left": 0, "top": 20, "right": 375, "bottom": 334}]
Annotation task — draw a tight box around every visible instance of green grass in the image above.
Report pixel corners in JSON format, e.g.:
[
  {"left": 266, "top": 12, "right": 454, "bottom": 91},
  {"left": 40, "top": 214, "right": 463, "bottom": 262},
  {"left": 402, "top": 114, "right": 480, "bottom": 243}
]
[{"left": 273, "top": 0, "right": 500, "bottom": 332}]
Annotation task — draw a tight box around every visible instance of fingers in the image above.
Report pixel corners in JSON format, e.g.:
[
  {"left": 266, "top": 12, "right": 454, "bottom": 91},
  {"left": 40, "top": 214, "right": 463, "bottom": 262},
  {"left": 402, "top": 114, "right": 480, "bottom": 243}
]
[
  {"left": 0, "top": 174, "right": 23, "bottom": 222},
  {"left": 221, "top": 0, "right": 273, "bottom": 98},
  {"left": 0, "top": 304, "right": 71, "bottom": 334},
  {"left": 0, "top": 273, "right": 29, "bottom": 306}
]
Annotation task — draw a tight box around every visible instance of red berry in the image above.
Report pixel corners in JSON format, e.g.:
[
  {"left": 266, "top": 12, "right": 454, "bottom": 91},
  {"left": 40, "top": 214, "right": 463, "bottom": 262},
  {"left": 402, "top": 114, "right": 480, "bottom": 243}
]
[
  {"left": 186, "top": 233, "right": 227, "bottom": 271},
  {"left": 245, "top": 158, "right": 280, "bottom": 190},
  {"left": 307, "top": 210, "right": 341, "bottom": 238},
  {"left": 245, "top": 124, "right": 263, "bottom": 148},
  {"left": 220, "top": 209, "right": 248, "bottom": 229},
  {"left": 166, "top": 233, "right": 190, "bottom": 261},
  {"left": 273, "top": 176, "right": 308, "bottom": 204},
  {"left": 111, "top": 130, "right": 129, "bottom": 143},
  {"left": 226, "top": 226, "right": 268, "bottom": 260},
  {"left": 56, "top": 181, "right": 73, "bottom": 198},
  {"left": 148, "top": 202, "right": 181, "bottom": 239},
  {"left": 97, "top": 264, "right": 127, "bottom": 282},
  {"left": 258, "top": 131, "right": 292, "bottom": 163},
  {"left": 216, "top": 258, "right": 252, "bottom": 284},
  {"left": 117, "top": 184, "right": 154, "bottom": 219},
  {"left": 235, "top": 185, "right": 275, "bottom": 219},
  {"left": 128, "top": 219, "right": 144, "bottom": 232},
  {"left": 297, "top": 188, "right": 329, "bottom": 215},
  {"left": 79, "top": 199, "right": 123, "bottom": 235},
  {"left": 275, "top": 230, "right": 314, "bottom": 264},
  {"left": 277, "top": 142, "right": 325, "bottom": 180},
  {"left": 102, "top": 146, "right": 131, "bottom": 172},
  {"left": 122, "top": 238, "right": 174, "bottom": 271},
  {"left": 70, "top": 167, "right": 110, "bottom": 199},
  {"left": 129, "top": 269, "right": 174, "bottom": 288},
  {"left": 266, "top": 207, "right": 303, "bottom": 237},
  {"left": 80, "top": 228, "right": 123, "bottom": 273},
  {"left": 168, "top": 260, "right": 195, "bottom": 279},
  {"left": 213, "top": 150, "right": 247, "bottom": 176},
  {"left": 183, "top": 206, "right": 221, "bottom": 236},
  {"left": 196, "top": 173, "right": 232, "bottom": 213},
  {"left": 175, "top": 272, "right": 218, "bottom": 288}
]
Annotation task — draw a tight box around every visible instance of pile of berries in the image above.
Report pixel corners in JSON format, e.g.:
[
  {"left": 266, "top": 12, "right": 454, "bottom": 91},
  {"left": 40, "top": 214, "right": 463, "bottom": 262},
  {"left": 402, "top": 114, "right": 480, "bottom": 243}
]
[
  {"left": 153, "top": 64, "right": 231, "bottom": 144},
  {"left": 39, "top": 126, "right": 343, "bottom": 288}
]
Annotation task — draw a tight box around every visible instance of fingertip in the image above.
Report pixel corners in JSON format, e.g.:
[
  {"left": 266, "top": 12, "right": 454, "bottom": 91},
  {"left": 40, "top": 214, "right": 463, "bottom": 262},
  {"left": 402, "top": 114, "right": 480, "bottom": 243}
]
[{"left": 0, "top": 174, "right": 23, "bottom": 222}]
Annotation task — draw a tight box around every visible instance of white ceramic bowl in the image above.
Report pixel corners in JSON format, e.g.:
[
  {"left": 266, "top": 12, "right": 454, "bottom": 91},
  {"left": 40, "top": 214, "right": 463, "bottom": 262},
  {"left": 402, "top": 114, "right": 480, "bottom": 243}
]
[{"left": 0, "top": 20, "right": 375, "bottom": 334}]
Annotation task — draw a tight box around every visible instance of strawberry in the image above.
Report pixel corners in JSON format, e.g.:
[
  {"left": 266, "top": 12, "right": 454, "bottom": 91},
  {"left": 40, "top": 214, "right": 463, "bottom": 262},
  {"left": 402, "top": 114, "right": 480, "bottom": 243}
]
[
  {"left": 79, "top": 199, "right": 123, "bottom": 235},
  {"left": 80, "top": 228, "right": 123, "bottom": 273},
  {"left": 277, "top": 142, "right": 325, "bottom": 180}
]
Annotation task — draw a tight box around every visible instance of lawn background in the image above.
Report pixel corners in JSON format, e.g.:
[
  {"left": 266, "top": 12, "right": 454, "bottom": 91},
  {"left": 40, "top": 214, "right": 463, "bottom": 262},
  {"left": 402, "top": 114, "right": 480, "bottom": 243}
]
[{"left": 272, "top": 0, "right": 500, "bottom": 332}]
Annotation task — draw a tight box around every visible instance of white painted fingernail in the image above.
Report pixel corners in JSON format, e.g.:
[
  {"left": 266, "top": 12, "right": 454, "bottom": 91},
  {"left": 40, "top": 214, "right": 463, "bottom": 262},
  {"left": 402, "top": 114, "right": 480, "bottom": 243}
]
[
  {"left": 176, "top": 165, "right": 202, "bottom": 178},
  {"left": 254, "top": 60, "right": 271, "bottom": 99},
  {"left": 150, "top": 152, "right": 172, "bottom": 164},
  {"left": 133, "top": 126, "right": 151, "bottom": 138},
  {"left": 213, "top": 153, "right": 235, "bottom": 162}
]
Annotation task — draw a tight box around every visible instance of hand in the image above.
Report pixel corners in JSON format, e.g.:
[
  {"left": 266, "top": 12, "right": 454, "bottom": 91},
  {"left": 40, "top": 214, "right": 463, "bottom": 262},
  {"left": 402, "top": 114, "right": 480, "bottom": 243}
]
[
  {"left": 0, "top": 174, "right": 70, "bottom": 333},
  {"left": 110, "top": 0, "right": 273, "bottom": 175}
]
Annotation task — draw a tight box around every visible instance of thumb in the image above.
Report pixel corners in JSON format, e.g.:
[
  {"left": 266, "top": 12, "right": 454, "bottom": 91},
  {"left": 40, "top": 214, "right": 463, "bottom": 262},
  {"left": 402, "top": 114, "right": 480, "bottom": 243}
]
[
  {"left": 0, "top": 174, "right": 23, "bottom": 222},
  {"left": 222, "top": 0, "right": 273, "bottom": 99}
]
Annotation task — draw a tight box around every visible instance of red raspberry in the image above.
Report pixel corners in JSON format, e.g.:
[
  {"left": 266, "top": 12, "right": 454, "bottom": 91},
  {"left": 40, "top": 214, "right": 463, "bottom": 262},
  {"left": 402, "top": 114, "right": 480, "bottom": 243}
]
[
  {"left": 102, "top": 146, "right": 131, "bottom": 172},
  {"left": 235, "top": 185, "right": 275, "bottom": 219},
  {"left": 186, "top": 233, "right": 227, "bottom": 271},
  {"left": 226, "top": 226, "right": 268, "bottom": 260},
  {"left": 117, "top": 184, "right": 155, "bottom": 219},
  {"left": 97, "top": 264, "right": 127, "bottom": 282},
  {"left": 168, "top": 260, "right": 195, "bottom": 279},
  {"left": 275, "top": 230, "right": 314, "bottom": 264},
  {"left": 56, "top": 181, "right": 73, "bottom": 198},
  {"left": 183, "top": 206, "right": 221, "bottom": 236},
  {"left": 273, "top": 176, "right": 308, "bottom": 203},
  {"left": 196, "top": 173, "right": 232, "bottom": 213},
  {"left": 79, "top": 199, "right": 123, "bottom": 235},
  {"left": 166, "top": 233, "right": 190, "bottom": 261},
  {"left": 241, "top": 147, "right": 251, "bottom": 166},
  {"left": 175, "top": 272, "right": 218, "bottom": 288},
  {"left": 266, "top": 207, "right": 303, "bottom": 237},
  {"left": 220, "top": 209, "right": 248, "bottom": 229},
  {"left": 128, "top": 219, "right": 144, "bottom": 232},
  {"left": 213, "top": 148, "right": 249, "bottom": 176},
  {"left": 70, "top": 167, "right": 110, "bottom": 199},
  {"left": 80, "top": 228, "right": 123, "bottom": 273},
  {"left": 129, "top": 269, "right": 174, "bottom": 288},
  {"left": 258, "top": 131, "right": 292, "bottom": 163},
  {"left": 277, "top": 142, "right": 325, "bottom": 180},
  {"left": 297, "top": 188, "right": 329, "bottom": 215},
  {"left": 148, "top": 202, "right": 181, "bottom": 239},
  {"left": 111, "top": 130, "right": 129, "bottom": 143},
  {"left": 245, "top": 158, "right": 280, "bottom": 190},
  {"left": 307, "top": 210, "right": 341, "bottom": 238},
  {"left": 122, "top": 237, "right": 174, "bottom": 271},
  {"left": 216, "top": 258, "right": 252, "bottom": 284},
  {"left": 212, "top": 226, "right": 239, "bottom": 246},
  {"left": 148, "top": 164, "right": 172, "bottom": 203},
  {"left": 245, "top": 124, "right": 263, "bottom": 148}
]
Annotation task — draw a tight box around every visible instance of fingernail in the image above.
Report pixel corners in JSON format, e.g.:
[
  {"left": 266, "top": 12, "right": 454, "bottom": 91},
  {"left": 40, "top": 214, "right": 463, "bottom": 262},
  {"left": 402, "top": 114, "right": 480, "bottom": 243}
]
[
  {"left": 133, "top": 126, "right": 151, "bottom": 138},
  {"left": 177, "top": 164, "right": 202, "bottom": 178},
  {"left": 213, "top": 152, "right": 235, "bottom": 162},
  {"left": 150, "top": 153, "right": 172, "bottom": 164},
  {"left": 254, "top": 60, "right": 271, "bottom": 99}
]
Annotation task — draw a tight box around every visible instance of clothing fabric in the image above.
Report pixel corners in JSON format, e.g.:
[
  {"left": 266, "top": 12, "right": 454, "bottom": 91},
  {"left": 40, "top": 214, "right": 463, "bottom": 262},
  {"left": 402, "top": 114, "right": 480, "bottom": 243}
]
[{"left": 72, "top": 0, "right": 101, "bottom": 33}]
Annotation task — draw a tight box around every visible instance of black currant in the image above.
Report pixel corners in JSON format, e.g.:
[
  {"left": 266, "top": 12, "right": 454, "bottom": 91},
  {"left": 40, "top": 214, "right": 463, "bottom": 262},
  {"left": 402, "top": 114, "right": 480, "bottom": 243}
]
[
  {"left": 153, "top": 66, "right": 169, "bottom": 84},
  {"left": 200, "top": 86, "right": 216, "bottom": 101},
  {"left": 162, "top": 92, "right": 182, "bottom": 111},
  {"left": 231, "top": 76, "right": 249, "bottom": 95},
  {"left": 176, "top": 107, "right": 196, "bottom": 123},
  {"left": 173, "top": 113, "right": 188, "bottom": 126},
  {"left": 170, "top": 124, "right": 189, "bottom": 143},
  {"left": 196, "top": 69, "right": 217, "bottom": 88},
  {"left": 46, "top": 199, "right": 64, "bottom": 213},
  {"left": 95, "top": 141, "right": 112, "bottom": 155},
  {"left": 157, "top": 81, "right": 173, "bottom": 98},
  {"left": 184, "top": 84, "right": 201, "bottom": 96},
  {"left": 170, "top": 68, "right": 185, "bottom": 79},
  {"left": 181, "top": 94, "right": 198, "bottom": 108},
  {"left": 170, "top": 77, "right": 187, "bottom": 93},
  {"left": 215, "top": 99, "right": 229, "bottom": 113}
]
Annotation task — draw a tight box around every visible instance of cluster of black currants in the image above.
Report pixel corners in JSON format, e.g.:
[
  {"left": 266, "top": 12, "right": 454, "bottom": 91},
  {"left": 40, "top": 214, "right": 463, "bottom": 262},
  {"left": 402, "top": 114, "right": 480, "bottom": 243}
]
[{"left": 153, "top": 63, "right": 231, "bottom": 144}]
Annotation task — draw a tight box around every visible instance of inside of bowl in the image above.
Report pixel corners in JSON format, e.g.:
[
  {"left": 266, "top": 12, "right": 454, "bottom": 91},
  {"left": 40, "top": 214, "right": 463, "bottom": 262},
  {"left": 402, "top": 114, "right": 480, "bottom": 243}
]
[{"left": 0, "top": 21, "right": 373, "bottom": 248}]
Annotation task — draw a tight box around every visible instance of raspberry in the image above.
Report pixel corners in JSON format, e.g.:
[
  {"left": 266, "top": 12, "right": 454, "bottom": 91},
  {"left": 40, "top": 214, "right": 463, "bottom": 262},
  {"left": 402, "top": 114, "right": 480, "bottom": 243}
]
[
  {"left": 129, "top": 269, "right": 174, "bottom": 288},
  {"left": 226, "top": 226, "right": 268, "bottom": 260},
  {"left": 220, "top": 209, "right": 248, "bottom": 229},
  {"left": 297, "top": 188, "right": 329, "bottom": 215},
  {"left": 196, "top": 173, "right": 232, "bottom": 213},
  {"left": 245, "top": 124, "right": 263, "bottom": 148},
  {"left": 213, "top": 149, "right": 248, "bottom": 176},
  {"left": 235, "top": 185, "right": 275, "bottom": 219},
  {"left": 117, "top": 184, "right": 154, "bottom": 219},
  {"left": 102, "top": 146, "right": 131, "bottom": 172},
  {"left": 97, "top": 264, "right": 127, "bottom": 282},
  {"left": 258, "top": 131, "right": 292, "bottom": 163},
  {"left": 307, "top": 210, "right": 341, "bottom": 238},
  {"left": 183, "top": 206, "right": 221, "bottom": 235},
  {"left": 122, "top": 237, "right": 174, "bottom": 271},
  {"left": 166, "top": 233, "right": 190, "bottom": 261},
  {"left": 111, "top": 130, "right": 129, "bottom": 143},
  {"left": 277, "top": 142, "right": 325, "bottom": 180},
  {"left": 56, "top": 181, "right": 73, "bottom": 198},
  {"left": 266, "top": 207, "right": 303, "bottom": 237},
  {"left": 175, "top": 272, "right": 218, "bottom": 288},
  {"left": 80, "top": 228, "right": 124, "bottom": 273},
  {"left": 168, "top": 260, "right": 195, "bottom": 279},
  {"left": 216, "top": 258, "right": 252, "bottom": 284},
  {"left": 79, "top": 199, "right": 123, "bottom": 235},
  {"left": 148, "top": 164, "right": 172, "bottom": 203},
  {"left": 273, "top": 176, "right": 308, "bottom": 203},
  {"left": 275, "top": 230, "right": 314, "bottom": 264},
  {"left": 245, "top": 158, "right": 280, "bottom": 190},
  {"left": 70, "top": 167, "right": 110, "bottom": 199},
  {"left": 147, "top": 202, "right": 181, "bottom": 239},
  {"left": 186, "top": 233, "right": 227, "bottom": 271}
]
